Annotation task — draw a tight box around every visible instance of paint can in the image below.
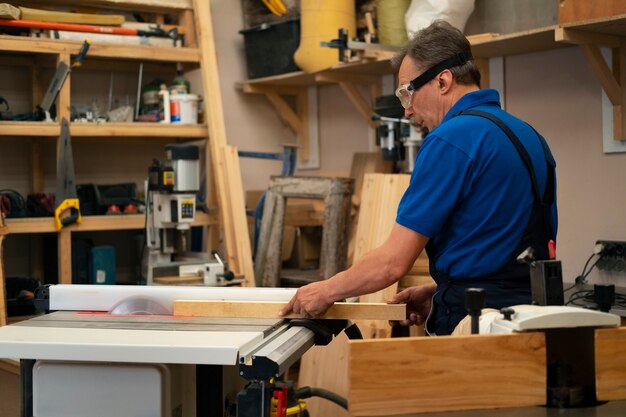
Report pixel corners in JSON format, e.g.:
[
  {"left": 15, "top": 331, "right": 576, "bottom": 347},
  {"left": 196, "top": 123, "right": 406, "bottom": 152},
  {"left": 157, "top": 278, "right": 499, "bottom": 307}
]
[{"left": 170, "top": 94, "right": 199, "bottom": 124}]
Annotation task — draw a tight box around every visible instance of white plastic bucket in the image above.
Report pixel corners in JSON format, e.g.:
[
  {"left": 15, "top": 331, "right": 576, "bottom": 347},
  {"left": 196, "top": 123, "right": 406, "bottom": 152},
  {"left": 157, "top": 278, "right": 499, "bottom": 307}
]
[{"left": 170, "top": 94, "right": 199, "bottom": 124}]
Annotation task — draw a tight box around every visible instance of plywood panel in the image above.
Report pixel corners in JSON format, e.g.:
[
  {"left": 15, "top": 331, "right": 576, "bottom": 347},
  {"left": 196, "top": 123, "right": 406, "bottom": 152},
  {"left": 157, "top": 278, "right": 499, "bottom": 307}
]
[
  {"left": 349, "top": 333, "right": 547, "bottom": 415},
  {"left": 596, "top": 327, "right": 626, "bottom": 401}
]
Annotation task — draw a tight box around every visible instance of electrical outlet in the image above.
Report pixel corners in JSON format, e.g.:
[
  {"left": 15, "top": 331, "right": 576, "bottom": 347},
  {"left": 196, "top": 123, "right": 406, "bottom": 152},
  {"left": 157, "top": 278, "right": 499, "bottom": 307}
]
[{"left": 595, "top": 240, "right": 626, "bottom": 272}]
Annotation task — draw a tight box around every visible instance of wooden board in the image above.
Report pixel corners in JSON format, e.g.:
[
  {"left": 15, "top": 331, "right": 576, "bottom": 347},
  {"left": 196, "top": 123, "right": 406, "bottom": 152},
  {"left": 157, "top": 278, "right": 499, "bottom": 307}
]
[
  {"left": 298, "top": 331, "right": 350, "bottom": 417},
  {"left": 193, "top": 0, "right": 255, "bottom": 287},
  {"left": 348, "top": 333, "right": 547, "bottom": 415},
  {"left": 0, "top": 3, "right": 20, "bottom": 19},
  {"left": 0, "top": 213, "right": 6, "bottom": 327},
  {"left": 19, "top": 6, "right": 125, "bottom": 25},
  {"left": 353, "top": 173, "right": 428, "bottom": 339},
  {"left": 558, "top": 0, "right": 626, "bottom": 24},
  {"left": 173, "top": 300, "right": 406, "bottom": 320},
  {"left": 596, "top": 327, "right": 626, "bottom": 401}
]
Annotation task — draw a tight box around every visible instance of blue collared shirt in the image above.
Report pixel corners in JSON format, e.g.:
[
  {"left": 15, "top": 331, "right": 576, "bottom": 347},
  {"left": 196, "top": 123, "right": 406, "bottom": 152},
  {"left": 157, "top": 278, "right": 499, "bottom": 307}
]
[{"left": 396, "top": 89, "right": 558, "bottom": 278}]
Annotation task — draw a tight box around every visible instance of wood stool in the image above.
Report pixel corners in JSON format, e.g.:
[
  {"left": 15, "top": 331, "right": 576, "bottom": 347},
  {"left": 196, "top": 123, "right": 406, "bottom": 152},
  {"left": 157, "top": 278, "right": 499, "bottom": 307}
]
[{"left": 254, "top": 176, "right": 354, "bottom": 287}]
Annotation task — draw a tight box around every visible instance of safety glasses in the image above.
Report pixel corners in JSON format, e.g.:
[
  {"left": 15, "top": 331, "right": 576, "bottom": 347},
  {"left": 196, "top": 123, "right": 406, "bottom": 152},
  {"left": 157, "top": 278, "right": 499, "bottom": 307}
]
[{"left": 395, "top": 51, "right": 474, "bottom": 109}]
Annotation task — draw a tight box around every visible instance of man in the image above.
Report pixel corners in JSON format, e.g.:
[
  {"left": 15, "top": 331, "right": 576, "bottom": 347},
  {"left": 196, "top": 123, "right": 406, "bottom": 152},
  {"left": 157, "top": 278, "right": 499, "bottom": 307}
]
[{"left": 279, "top": 20, "right": 557, "bottom": 335}]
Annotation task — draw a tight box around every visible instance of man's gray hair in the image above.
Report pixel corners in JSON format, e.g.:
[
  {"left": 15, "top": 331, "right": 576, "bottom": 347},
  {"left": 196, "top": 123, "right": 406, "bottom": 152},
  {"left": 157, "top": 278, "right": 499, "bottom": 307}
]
[{"left": 392, "top": 20, "right": 480, "bottom": 87}]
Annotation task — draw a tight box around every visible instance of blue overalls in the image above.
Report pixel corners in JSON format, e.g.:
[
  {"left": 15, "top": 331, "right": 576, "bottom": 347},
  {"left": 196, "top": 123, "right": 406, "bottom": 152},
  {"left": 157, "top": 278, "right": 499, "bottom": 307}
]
[{"left": 425, "top": 110, "right": 556, "bottom": 335}]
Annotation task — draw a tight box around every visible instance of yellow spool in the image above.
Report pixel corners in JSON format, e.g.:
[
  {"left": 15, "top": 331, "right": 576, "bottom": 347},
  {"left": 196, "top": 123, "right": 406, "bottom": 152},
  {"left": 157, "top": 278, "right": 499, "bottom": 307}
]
[
  {"left": 294, "top": 0, "right": 356, "bottom": 73},
  {"left": 377, "top": 0, "right": 410, "bottom": 46}
]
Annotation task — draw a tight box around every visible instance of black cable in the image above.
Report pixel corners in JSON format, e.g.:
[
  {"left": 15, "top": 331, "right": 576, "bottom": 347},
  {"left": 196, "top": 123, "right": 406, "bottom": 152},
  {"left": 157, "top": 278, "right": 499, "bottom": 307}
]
[{"left": 296, "top": 386, "right": 348, "bottom": 410}]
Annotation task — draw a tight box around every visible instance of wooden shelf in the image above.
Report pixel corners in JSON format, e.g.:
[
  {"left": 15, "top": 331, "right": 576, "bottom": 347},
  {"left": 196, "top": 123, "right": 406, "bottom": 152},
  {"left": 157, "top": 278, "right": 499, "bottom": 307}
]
[
  {"left": 0, "top": 121, "right": 208, "bottom": 138},
  {"left": 0, "top": 35, "right": 201, "bottom": 63},
  {"left": 0, "top": 121, "right": 59, "bottom": 137},
  {"left": 5, "top": 212, "right": 218, "bottom": 234},
  {"left": 71, "top": 123, "right": 209, "bottom": 137},
  {"left": 239, "top": 15, "right": 626, "bottom": 89},
  {"left": 470, "top": 25, "right": 566, "bottom": 58}
]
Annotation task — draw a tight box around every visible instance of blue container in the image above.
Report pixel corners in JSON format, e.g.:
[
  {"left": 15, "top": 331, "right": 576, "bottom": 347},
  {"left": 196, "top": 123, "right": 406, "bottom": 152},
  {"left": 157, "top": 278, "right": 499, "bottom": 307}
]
[{"left": 89, "top": 246, "right": 116, "bottom": 285}]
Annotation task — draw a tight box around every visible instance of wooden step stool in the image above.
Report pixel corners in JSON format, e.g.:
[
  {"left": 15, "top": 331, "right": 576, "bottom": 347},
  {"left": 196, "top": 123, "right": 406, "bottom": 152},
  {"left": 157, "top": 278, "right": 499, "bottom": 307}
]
[{"left": 254, "top": 176, "right": 354, "bottom": 287}]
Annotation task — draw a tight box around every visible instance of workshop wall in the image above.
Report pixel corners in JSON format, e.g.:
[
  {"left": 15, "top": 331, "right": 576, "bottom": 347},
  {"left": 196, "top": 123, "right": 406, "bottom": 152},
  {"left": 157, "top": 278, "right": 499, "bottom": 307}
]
[{"left": 505, "top": 46, "right": 626, "bottom": 287}]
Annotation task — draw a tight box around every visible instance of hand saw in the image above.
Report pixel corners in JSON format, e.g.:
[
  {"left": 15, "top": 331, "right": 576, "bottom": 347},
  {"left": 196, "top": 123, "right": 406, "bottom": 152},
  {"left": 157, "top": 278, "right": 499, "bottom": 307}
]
[
  {"left": 39, "top": 39, "right": 90, "bottom": 121},
  {"left": 54, "top": 118, "right": 81, "bottom": 231}
]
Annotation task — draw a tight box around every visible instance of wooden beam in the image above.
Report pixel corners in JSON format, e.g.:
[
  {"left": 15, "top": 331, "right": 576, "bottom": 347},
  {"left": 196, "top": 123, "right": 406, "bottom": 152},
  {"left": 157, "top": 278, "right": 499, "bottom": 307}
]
[
  {"left": 348, "top": 333, "right": 547, "bottom": 415},
  {"left": 579, "top": 44, "right": 621, "bottom": 105},
  {"left": 173, "top": 300, "right": 406, "bottom": 320},
  {"left": 596, "top": 327, "right": 626, "bottom": 401},
  {"left": 179, "top": 9, "right": 196, "bottom": 47},
  {"left": 337, "top": 81, "right": 377, "bottom": 129},
  {"left": 221, "top": 146, "right": 255, "bottom": 286},
  {"left": 58, "top": 229, "right": 72, "bottom": 285},
  {"left": 193, "top": 0, "right": 254, "bottom": 284},
  {"left": 0, "top": 214, "right": 6, "bottom": 327},
  {"left": 263, "top": 92, "right": 302, "bottom": 133},
  {"left": 555, "top": 27, "right": 620, "bottom": 48}
]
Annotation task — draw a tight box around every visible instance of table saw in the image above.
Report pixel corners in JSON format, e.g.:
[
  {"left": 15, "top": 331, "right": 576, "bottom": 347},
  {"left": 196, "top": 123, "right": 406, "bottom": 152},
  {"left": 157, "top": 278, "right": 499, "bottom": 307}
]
[{"left": 0, "top": 284, "right": 355, "bottom": 417}]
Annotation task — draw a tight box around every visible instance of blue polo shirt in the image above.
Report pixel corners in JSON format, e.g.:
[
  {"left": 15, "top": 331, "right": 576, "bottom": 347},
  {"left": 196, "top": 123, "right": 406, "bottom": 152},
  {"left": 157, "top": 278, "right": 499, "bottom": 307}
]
[{"left": 396, "top": 89, "right": 557, "bottom": 278}]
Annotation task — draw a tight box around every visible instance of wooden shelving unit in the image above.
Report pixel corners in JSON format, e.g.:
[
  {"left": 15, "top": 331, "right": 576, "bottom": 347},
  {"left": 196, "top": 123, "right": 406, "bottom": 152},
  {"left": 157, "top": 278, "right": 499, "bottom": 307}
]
[{"left": 0, "top": 0, "right": 255, "bottom": 287}]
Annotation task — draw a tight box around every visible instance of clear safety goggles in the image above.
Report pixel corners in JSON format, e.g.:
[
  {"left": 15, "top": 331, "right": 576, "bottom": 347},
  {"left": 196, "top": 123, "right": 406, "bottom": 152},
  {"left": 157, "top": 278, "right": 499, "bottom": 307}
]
[{"left": 395, "top": 51, "right": 474, "bottom": 110}]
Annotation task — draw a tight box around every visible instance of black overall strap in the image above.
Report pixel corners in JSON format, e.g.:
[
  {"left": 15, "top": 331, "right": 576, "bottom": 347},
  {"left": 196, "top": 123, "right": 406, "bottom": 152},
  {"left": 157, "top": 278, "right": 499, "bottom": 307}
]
[{"left": 456, "top": 109, "right": 549, "bottom": 203}]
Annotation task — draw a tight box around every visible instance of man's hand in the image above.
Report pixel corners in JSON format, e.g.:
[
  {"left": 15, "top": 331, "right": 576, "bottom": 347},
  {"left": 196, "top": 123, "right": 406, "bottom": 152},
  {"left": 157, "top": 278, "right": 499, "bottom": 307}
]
[
  {"left": 279, "top": 280, "right": 335, "bottom": 318},
  {"left": 388, "top": 283, "right": 436, "bottom": 327}
]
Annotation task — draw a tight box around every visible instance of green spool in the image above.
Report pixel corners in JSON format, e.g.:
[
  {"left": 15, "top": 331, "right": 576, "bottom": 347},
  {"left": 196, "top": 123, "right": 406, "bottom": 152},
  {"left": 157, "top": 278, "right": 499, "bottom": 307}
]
[{"left": 377, "top": 0, "right": 410, "bottom": 46}]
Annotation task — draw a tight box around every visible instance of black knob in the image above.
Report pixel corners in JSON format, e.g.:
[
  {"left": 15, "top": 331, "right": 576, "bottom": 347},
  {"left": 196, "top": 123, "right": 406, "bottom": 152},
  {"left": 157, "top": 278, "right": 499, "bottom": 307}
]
[
  {"left": 465, "top": 288, "right": 486, "bottom": 316},
  {"left": 222, "top": 271, "right": 235, "bottom": 281},
  {"left": 465, "top": 288, "right": 486, "bottom": 335},
  {"left": 500, "top": 307, "right": 515, "bottom": 321}
]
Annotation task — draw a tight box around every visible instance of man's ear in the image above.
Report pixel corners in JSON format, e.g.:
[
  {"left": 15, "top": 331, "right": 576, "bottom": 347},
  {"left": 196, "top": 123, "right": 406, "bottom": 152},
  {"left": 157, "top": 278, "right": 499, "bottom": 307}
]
[{"left": 438, "top": 69, "right": 454, "bottom": 94}]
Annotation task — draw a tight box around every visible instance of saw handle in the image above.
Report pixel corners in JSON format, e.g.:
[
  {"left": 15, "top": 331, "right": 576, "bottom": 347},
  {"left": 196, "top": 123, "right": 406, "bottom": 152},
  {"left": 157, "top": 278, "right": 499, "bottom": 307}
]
[
  {"left": 72, "top": 39, "right": 91, "bottom": 69},
  {"left": 54, "top": 198, "right": 82, "bottom": 230}
]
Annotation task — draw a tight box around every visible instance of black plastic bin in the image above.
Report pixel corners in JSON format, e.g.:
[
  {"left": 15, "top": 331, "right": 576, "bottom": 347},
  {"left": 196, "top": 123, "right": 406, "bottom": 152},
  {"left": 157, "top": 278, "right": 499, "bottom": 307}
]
[{"left": 239, "top": 18, "right": 300, "bottom": 79}]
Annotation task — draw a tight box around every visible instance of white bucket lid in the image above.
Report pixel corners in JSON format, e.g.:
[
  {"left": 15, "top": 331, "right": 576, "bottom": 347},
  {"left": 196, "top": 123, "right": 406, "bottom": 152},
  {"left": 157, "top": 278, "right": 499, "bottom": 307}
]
[{"left": 170, "top": 94, "right": 199, "bottom": 102}]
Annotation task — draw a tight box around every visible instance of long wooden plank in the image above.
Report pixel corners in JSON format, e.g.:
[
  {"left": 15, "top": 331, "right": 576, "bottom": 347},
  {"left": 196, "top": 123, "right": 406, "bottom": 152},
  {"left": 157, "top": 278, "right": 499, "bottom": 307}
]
[
  {"left": 173, "top": 300, "right": 406, "bottom": 321},
  {"left": 0, "top": 213, "right": 6, "bottom": 326},
  {"left": 19, "top": 7, "right": 125, "bottom": 25},
  {"left": 596, "top": 327, "right": 626, "bottom": 401},
  {"left": 193, "top": 0, "right": 255, "bottom": 286},
  {"left": 348, "top": 333, "right": 547, "bottom": 415},
  {"left": 354, "top": 174, "right": 417, "bottom": 339},
  {"left": 221, "top": 146, "right": 255, "bottom": 286}
]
